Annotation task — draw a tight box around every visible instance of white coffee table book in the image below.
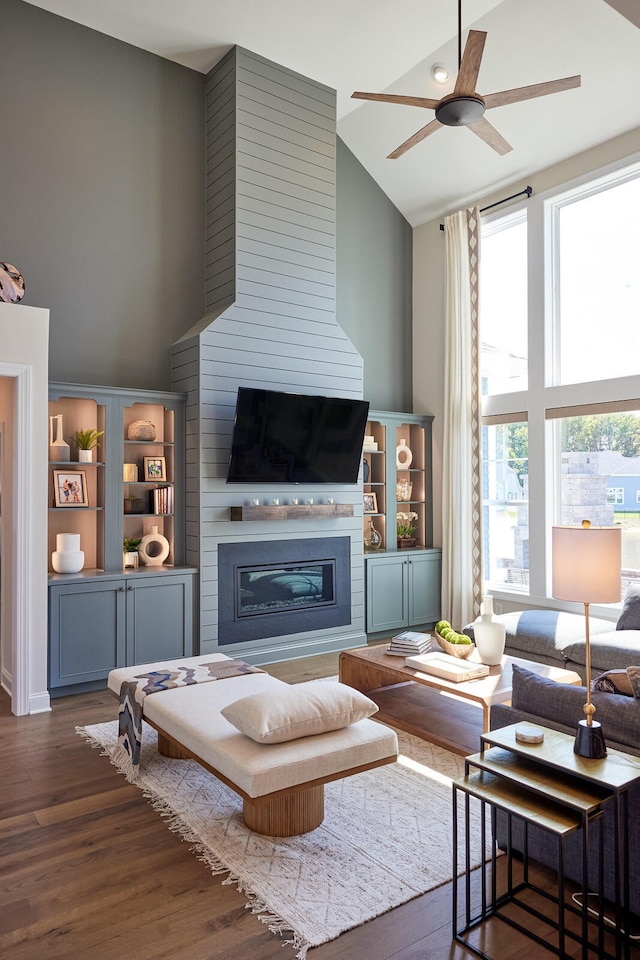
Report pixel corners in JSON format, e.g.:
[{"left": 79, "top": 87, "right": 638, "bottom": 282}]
[{"left": 405, "top": 652, "right": 490, "bottom": 682}]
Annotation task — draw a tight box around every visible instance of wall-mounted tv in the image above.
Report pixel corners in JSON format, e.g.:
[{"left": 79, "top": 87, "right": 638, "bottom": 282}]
[{"left": 226, "top": 387, "right": 369, "bottom": 484}]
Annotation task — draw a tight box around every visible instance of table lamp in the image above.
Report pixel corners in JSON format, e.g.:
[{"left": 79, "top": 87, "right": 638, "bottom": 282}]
[{"left": 552, "top": 520, "right": 621, "bottom": 759}]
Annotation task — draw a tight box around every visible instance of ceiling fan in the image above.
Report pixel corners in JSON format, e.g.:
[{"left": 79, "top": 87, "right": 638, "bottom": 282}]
[{"left": 351, "top": 0, "right": 581, "bottom": 158}]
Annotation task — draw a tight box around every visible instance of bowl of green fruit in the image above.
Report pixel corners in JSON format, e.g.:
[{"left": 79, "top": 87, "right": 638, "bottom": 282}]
[{"left": 435, "top": 620, "right": 475, "bottom": 658}]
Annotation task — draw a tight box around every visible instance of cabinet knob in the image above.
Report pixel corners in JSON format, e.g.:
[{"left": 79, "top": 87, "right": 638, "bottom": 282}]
[
  {"left": 118, "top": 586, "right": 124, "bottom": 592},
  {"left": 128, "top": 585, "right": 134, "bottom": 591}
]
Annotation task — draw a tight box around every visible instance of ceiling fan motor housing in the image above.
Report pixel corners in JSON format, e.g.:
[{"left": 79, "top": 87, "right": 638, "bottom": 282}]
[{"left": 435, "top": 95, "right": 486, "bottom": 127}]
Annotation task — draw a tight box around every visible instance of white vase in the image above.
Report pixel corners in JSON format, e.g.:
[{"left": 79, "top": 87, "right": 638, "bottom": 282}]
[
  {"left": 49, "top": 414, "right": 71, "bottom": 463},
  {"left": 51, "top": 533, "right": 85, "bottom": 574},
  {"left": 138, "top": 525, "right": 170, "bottom": 566},
  {"left": 396, "top": 437, "right": 413, "bottom": 469},
  {"left": 78, "top": 448, "right": 93, "bottom": 462},
  {"left": 473, "top": 596, "right": 505, "bottom": 665}
]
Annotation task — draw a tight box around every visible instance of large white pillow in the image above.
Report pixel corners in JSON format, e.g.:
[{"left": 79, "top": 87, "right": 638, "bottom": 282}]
[{"left": 220, "top": 680, "right": 378, "bottom": 744}]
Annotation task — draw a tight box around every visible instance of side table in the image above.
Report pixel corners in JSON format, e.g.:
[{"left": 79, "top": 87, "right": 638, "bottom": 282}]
[{"left": 452, "top": 722, "right": 640, "bottom": 960}]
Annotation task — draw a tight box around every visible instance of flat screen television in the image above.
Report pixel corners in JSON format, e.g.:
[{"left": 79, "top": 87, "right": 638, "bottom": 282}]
[{"left": 226, "top": 387, "right": 369, "bottom": 484}]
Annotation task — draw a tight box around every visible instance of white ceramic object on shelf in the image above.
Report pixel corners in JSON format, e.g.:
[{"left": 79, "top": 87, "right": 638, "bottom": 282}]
[
  {"left": 396, "top": 438, "right": 413, "bottom": 469},
  {"left": 473, "top": 596, "right": 506, "bottom": 665},
  {"left": 51, "top": 533, "right": 84, "bottom": 574},
  {"left": 49, "top": 414, "right": 71, "bottom": 463},
  {"left": 138, "top": 525, "right": 170, "bottom": 566},
  {"left": 78, "top": 449, "right": 93, "bottom": 462}
]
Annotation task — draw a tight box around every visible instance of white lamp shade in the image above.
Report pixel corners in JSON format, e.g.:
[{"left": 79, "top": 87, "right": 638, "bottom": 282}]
[{"left": 552, "top": 525, "right": 621, "bottom": 604}]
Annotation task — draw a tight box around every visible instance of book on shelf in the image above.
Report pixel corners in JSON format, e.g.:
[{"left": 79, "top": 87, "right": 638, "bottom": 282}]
[
  {"left": 387, "top": 631, "right": 432, "bottom": 656},
  {"left": 149, "top": 484, "right": 173, "bottom": 515},
  {"left": 404, "top": 652, "right": 489, "bottom": 683}
]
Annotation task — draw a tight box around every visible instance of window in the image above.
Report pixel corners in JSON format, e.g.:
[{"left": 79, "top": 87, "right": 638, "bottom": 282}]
[
  {"left": 480, "top": 213, "right": 528, "bottom": 396},
  {"left": 480, "top": 157, "right": 640, "bottom": 605},
  {"left": 482, "top": 422, "right": 528, "bottom": 588},
  {"left": 555, "top": 175, "right": 640, "bottom": 386}
]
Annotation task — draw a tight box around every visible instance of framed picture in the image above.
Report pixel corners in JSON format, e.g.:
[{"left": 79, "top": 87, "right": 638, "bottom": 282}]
[
  {"left": 53, "top": 470, "right": 88, "bottom": 507},
  {"left": 363, "top": 492, "right": 378, "bottom": 514},
  {"left": 143, "top": 456, "right": 167, "bottom": 481}
]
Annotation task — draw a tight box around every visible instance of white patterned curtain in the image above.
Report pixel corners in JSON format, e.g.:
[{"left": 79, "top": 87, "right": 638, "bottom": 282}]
[{"left": 441, "top": 207, "right": 483, "bottom": 628}]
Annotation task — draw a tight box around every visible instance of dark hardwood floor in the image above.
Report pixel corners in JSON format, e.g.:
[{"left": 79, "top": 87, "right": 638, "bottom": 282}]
[{"left": 0, "top": 651, "right": 591, "bottom": 959}]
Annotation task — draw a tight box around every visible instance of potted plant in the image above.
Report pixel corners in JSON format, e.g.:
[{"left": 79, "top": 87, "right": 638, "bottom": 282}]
[
  {"left": 123, "top": 536, "right": 142, "bottom": 569},
  {"left": 71, "top": 427, "right": 104, "bottom": 462},
  {"left": 396, "top": 511, "right": 418, "bottom": 549}
]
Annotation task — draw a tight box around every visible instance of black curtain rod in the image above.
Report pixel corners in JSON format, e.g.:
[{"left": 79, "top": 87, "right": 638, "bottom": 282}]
[{"left": 439, "top": 185, "right": 533, "bottom": 231}]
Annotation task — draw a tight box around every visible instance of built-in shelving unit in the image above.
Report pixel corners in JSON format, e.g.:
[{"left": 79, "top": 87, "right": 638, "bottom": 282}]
[
  {"left": 47, "top": 383, "right": 196, "bottom": 696},
  {"left": 363, "top": 410, "right": 433, "bottom": 552},
  {"left": 362, "top": 409, "right": 441, "bottom": 635}
]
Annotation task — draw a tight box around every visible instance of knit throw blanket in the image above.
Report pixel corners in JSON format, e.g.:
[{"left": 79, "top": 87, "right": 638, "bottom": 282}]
[{"left": 116, "top": 659, "right": 264, "bottom": 779}]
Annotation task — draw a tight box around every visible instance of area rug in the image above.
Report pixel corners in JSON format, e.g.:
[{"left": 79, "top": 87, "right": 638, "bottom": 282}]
[{"left": 77, "top": 720, "right": 484, "bottom": 958}]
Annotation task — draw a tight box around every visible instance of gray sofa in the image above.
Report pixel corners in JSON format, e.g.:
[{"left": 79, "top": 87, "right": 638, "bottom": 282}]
[
  {"left": 490, "top": 664, "right": 640, "bottom": 916},
  {"left": 464, "top": 607, "right": 640, "bottom": 681}
]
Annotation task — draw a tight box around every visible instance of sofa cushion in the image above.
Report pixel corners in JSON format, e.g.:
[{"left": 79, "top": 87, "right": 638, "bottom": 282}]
[
  {"left": 617, "top": 586, "right": 640, "bottom": 630},
  {"left": 511, "top": 663, "right": 640, "bottom": 751},
  {"left": 562, "top": 630, "right": 640, "bottom": 672},
  {"left": 220, "top": 680, "right": 378, "bottom": 744}
]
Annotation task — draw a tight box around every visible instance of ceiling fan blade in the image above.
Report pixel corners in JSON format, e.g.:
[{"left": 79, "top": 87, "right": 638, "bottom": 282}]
[
  {"left": 453, "top": 30, "right": 487, "bottom": 95},
  {"left": 483, "top": 75, "right": 581, "bottom": 109},
  {"left": 468, "top": 116, "right": 512, "bottom": 155},
  {"left": 388, "top": 118, "right": 443, "bottom": 159},
  {"left": 351, "top": 92, "right": 440, "bottom": 110}
]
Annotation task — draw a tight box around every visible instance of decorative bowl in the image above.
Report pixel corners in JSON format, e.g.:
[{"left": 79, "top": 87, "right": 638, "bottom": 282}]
[{"left": 435, "top": 632, "right": 475, "bottom": 659}]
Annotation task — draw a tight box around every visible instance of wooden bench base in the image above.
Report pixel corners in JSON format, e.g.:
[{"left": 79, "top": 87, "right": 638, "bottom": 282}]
[{"left": 155, "top": 726, "right": 391, "bottom": 837}]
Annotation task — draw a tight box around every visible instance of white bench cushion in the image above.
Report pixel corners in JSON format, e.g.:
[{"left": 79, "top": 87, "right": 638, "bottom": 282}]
[{"left": 108, "top": 657, "right": 398, "bottom": 799}]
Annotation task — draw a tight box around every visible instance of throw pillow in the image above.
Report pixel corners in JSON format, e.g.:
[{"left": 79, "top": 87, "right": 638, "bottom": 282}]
[
  {"left": 592, "top": 669, "right": 634, "bottom": 697},
  {"left": 617, "top": 585, "right": 640, "bottom": 630},
  {"left": 510, "top": 663, "right": 640, "bottom": 750},
  {"left": 220, "top": 680, "right": 378, "bottom": 744}
]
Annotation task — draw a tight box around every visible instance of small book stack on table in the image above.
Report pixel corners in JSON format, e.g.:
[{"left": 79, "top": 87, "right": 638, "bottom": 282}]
[{"left": 387, "top": 631, "right": 432, "bottom": 656}]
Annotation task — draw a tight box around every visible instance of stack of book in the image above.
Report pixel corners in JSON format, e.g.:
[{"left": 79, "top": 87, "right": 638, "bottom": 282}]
[
  {"left": 149, "top": 485, "right": 173, "bottom": 515},
  {"left": 387, "top": 631, "right": 431, "bottom": 656}
]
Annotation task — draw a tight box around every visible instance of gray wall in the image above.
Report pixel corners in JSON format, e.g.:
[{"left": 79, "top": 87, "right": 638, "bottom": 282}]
[
  {"left": 336, "top": 139, "right": 413, "bottom": 412},
  {"left": 1, "top": 0, "right": 412, "bottom": 408},
  {"left": 0, "top": 0, "right": 205, "bottom": 390}
]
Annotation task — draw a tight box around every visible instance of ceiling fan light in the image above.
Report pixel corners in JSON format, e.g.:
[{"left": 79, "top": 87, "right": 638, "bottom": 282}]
[
  {"left": 431, "top": 62, "right": 449, "bottom": 84},
  {"left": 435, "top": 95, "right": 486, "bottom": 127}
]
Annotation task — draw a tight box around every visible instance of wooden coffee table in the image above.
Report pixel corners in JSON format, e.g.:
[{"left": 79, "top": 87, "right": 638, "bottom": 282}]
[{"left": 339, "top": 644, "right": 582, "bottom": 756}]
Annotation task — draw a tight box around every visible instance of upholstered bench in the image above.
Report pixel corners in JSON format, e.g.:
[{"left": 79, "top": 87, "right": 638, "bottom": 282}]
[{"left": 108, "top": 654, "right": 398, "bottom": 837}]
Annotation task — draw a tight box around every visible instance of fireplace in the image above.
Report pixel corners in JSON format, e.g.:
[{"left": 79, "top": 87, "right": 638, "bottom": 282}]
[{"left": 218, "top": 537, "right": 351, "bottom": 644}]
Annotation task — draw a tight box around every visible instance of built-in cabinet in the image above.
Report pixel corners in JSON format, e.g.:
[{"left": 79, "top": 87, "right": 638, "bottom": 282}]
[
  {"left": 47, "top": 383, "right": 196, "bottom": 695},
  {"left": 365, "top": 551, "right": 441, "bottom": 633},
  {"left": 363, "top": 410, "right": 441, "bottom": 634}
]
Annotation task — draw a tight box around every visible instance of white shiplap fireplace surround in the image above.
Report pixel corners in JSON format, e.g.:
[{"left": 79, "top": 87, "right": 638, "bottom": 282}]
[{"left": 171, "top": 47, "right": 367, "bottom": 664}]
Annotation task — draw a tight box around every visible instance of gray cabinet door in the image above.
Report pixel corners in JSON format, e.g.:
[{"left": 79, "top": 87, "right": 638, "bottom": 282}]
[
  {"left": 49, "top": 580, "right": 126, "bottom": 688},
  {"left": 366, "top": 550, "right": 441, "bottom": 634},
  {"left": 407, "top": 553, "right": 441, "bottom": 625},
  {"left": 126, "top": 574, "right": 194, "bottom": 664},
  {"left": 366, "top": 555, "right": 409, "bottom": 633}
]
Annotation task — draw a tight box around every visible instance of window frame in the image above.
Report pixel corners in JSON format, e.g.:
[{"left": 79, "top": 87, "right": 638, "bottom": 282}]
[{"left": 480, "top": 151, "right": 640, "bottom": 615}]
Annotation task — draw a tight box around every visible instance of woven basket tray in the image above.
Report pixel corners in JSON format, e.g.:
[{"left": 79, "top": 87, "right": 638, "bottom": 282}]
[{"left": 435, "top": 632, "right": 475, "bottom": 659}]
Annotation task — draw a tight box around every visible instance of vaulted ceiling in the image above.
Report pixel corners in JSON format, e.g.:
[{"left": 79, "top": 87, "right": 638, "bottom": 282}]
[{"left": 23, "top": 0, "right": 640, "bottom": 225}]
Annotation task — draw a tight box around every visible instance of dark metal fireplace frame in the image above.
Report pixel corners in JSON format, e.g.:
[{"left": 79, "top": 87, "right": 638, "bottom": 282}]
[{"left": 218, "top": 537, "right": 351, "bottom": 644}]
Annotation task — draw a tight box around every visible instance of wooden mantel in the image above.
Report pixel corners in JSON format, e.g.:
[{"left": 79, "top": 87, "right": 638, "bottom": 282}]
[{"left": 230, "top": 503, "right": 354, "bottom": 522}]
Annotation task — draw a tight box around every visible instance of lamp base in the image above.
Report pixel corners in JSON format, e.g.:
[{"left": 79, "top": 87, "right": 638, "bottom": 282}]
[{"left": 574, "top": 719, "right": 607, "bottom": 759}]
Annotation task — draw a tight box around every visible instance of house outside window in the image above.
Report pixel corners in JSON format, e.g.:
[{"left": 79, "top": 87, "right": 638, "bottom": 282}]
[{"left": 480, "top": 157, "right": 640, "bottom": 605}]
